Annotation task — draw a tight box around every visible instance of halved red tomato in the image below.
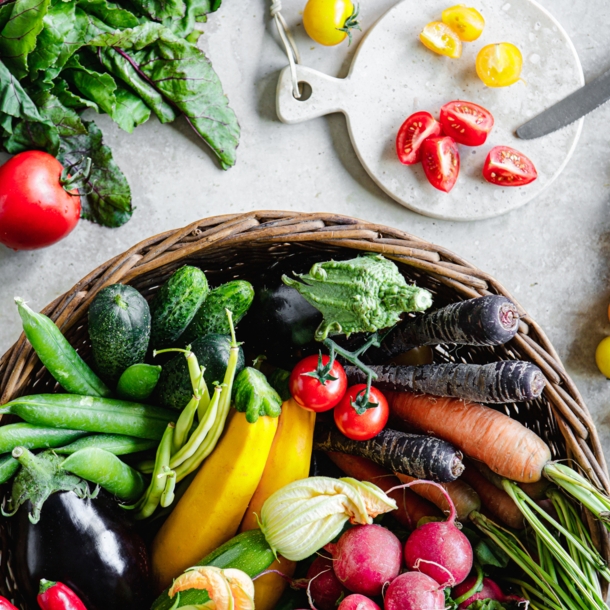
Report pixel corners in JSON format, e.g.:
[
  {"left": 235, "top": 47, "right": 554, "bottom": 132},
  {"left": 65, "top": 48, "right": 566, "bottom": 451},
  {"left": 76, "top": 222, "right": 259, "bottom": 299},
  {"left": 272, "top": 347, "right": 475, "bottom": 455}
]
[
  {"left": 421, "top": 136, "right": 460, "bottom": 193},
  {"left": 483, "top": 146, "right": 537, "bottom": 186},
  {"left": 396, "top": 111, "right": 443, "bottom": 165},
  {"left": 440, "top": 101, "right": 494, "bottom": 146}
]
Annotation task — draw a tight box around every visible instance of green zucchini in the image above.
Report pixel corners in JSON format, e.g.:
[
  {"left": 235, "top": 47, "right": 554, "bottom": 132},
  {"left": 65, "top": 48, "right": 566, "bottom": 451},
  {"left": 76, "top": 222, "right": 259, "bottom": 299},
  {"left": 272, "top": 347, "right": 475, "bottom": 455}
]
[
  {"left": 182, "top": 280, "right": 254, "bottom": 344},
  {"left": 89, "top": 284, "right": 151, "bottom": 384},
  {"left": 151, "top": 529, "right": 274, "bottom": 610},
  {"left": 150, "top": 266, "right": 209, "bottom": 349},
  {"left": 154, "top": 334, "right": 245, "bottom": 410},
  {"left": 117, "top": 363, "right": 162, "bottom": 401}
]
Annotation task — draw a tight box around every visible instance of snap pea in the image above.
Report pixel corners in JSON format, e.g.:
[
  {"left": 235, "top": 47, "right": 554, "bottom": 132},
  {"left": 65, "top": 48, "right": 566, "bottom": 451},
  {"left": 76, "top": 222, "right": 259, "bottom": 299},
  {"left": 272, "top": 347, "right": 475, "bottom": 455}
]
[
  {"left": 61, "top": 448, "right": 146, "bottom": 502},
  {"left": 54, "top": 434, "right": 158, "bottom": 456},
  {"left": 0, "top": 454, "right": 19, "bottom": 484},
  {"left": 15, "top": 298, "right": 111, "bottom": 398},
  {"left": 0, "top": 394, "right": 176, "bottom": 440},
  {"left": 117, "top": 364, "right": 162, "bottom": 401},
  {"left": 0, "top": 423, "right": 87, "bottom": 454}
]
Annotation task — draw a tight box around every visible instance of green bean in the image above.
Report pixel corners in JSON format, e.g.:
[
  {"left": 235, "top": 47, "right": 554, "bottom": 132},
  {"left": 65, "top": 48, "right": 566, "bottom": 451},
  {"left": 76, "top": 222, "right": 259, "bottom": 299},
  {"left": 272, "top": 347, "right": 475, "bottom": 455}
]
[
  {"left": 117, "top": 364, "right": 162, "bottom": 401},
  {"left": 0, "top": 454, "right": 19, "bottom": 484},
  {"left": 0, "top": 394, "right": 175, "bottom": 440},
  {"left": 54, "top": 434, "right": 157, "bottom": 456},
  {"left": 172, "top": 393, "right": 199, "bottom": 454},
  {"left": 170, "top": 384, "right": 222, "bottom": 469},
  {"left": 0, "top": 423, "right": 87, "bottom": 454},
  {"left": 136, "top": 459, "right": 155, "bottom": 474},
  {"left": 135, "top": 423, "right": 174, "bottom": 519},
  {"left": 160, "top": 468, "right": 176, "bottom": 508},
  {"left": 15, "top": 298, "right": 111, "bottom": 398},
  {"left": 61, "top": 448, "right": 146, "bottom": 502}
]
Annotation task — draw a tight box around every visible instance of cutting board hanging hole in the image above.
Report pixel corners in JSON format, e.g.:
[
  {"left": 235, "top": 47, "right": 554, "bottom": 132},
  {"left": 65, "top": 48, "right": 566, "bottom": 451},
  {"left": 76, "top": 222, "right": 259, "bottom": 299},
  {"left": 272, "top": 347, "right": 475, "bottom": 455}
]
[{"left": 296, "top": 82, "right": 313, "bottom": 101}]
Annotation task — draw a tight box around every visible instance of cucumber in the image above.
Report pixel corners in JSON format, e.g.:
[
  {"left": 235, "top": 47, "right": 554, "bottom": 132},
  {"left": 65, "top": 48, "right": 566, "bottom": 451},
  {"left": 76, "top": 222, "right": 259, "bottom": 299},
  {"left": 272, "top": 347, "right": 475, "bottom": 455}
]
[
  {"left": 151, "top": 529, "right": 274, "bottom": 610},
  {"left": 89, "top": 284, "right": 151, "bottom": 384},
  {"left": 181, "top": 280, "right": 254, "bottom": 344},
  {"left": 154, "top": 334, "right": 245, "bottom": 410},
  {"left": 117, "top": 363, "right": 162, "bottom": 401},
  {"left": 150, "top": 265, "right": 209, "bottom": 349}
]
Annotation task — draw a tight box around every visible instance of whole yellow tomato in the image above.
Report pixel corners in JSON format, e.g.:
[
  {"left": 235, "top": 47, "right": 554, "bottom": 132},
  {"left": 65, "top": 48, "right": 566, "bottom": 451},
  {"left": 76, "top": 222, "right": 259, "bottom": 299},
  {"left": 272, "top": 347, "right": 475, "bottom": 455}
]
[
  {"left": 596, "top": 336, "right": 610, "bottom": 378},
  {"left": 476, "top": 42, "right": 523, "bottom": 87},
  {"left": 303, "top": 0, "right": 361, "bottom": 46}
]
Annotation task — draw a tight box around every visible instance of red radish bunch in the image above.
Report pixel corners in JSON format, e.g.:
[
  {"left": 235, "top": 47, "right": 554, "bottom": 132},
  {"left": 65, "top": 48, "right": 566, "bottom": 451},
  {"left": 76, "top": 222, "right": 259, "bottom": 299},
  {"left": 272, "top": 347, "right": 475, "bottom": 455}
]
[
  {"left": 452, "top": 575, "right": 504, "bottom": 609},
  {"left": 384, "top": 572, "right": 445, "bottom": 610},
  {"left": 338, "top": 594, "right": 381, "bottom": 610},
  {"left": 306, "top": 556, "right": 348, "bottom": 610},
  {"left": 325, "top": 524, "right": 402, "bottom": 596},
  {"left": 395, "top": 101, "right": 536, "bottom": 192}
]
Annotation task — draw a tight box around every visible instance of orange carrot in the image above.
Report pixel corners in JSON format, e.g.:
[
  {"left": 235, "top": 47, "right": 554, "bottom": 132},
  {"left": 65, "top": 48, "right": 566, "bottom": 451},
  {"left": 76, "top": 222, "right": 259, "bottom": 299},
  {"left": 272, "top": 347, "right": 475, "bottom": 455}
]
[
  {"left": 327, "top": 452, "right": 441, "bottom": 529},
  {"left": 462, "top": 463, "right": 524, "bottom": 529},
  {"left": 394, "top": 473, "right": 480, "bottom": 522},
  {"left": 388, "top": 391, "right": 551, "bottom": 483},
  {"left": 471, "top": 460, "right": 550, "bottom": 501}
]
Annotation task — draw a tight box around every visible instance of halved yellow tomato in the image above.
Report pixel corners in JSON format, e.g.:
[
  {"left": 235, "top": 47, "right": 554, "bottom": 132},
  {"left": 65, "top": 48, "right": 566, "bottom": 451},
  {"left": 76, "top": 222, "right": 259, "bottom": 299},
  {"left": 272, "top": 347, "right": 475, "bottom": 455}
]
[
  {"left": 442, "top": 5, "right": 485, "bottom": 42},
  {"left": 420, "top": 21, "right": 462, "bottom": 58},
  {"left": 476, "top": 42, "right": 523, "bottom": 87}
]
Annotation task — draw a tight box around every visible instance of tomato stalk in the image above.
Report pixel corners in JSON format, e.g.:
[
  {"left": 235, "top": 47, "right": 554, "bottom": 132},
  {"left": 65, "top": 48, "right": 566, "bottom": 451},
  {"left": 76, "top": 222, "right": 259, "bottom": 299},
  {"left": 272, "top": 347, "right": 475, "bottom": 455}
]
[
  {"left": 338, "top": 3, "right": 361, "bottom": 45},
  {"left": 59, "top": 157, "right": 92, "bottom": 194}
]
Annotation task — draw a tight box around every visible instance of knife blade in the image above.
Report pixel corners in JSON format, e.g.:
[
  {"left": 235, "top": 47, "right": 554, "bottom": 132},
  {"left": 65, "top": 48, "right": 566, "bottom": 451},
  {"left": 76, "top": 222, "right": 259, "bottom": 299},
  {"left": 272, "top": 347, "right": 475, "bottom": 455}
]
[{"left": 516, "top": 67, "right": 610, "bottom": 139}]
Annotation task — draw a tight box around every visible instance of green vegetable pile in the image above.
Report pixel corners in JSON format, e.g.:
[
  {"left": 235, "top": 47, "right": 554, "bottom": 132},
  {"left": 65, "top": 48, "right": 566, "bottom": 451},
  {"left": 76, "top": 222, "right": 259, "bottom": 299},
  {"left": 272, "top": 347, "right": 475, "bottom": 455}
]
[{"left": 0, "top": 0, "right": 239, "bottom": 227}]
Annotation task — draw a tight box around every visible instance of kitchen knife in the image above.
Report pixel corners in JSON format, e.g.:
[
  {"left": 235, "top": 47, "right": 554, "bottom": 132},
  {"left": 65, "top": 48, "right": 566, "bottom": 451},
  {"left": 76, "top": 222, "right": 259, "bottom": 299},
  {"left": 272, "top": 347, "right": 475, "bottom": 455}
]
[{"left": 516, "top": 67, "right": 610, "bottom": 139}]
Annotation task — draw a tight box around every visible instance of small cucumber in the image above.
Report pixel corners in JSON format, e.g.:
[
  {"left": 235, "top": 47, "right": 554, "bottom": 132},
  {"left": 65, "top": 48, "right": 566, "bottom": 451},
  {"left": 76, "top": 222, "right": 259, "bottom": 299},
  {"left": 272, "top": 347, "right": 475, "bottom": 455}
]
[
  {"left": 117, "top": 363, "right": 162, "bottom": 401},
  {"left": 154, "top": 334, "right": 245, "bottom": 410},
  {"left": 89, "top": 284, "right": 151, "bottom": 384},
  {"left": 182, "top": 280, "right": 254, "bottom": 344},
  {"left": 151, "top": 530, "right": 274, "bottom": 610},
  {"left": 55, "top": 434, "right": 157, "bottom": 456},
  {"left": 150, "top": 266, "right": 209, "bottom": 349}
]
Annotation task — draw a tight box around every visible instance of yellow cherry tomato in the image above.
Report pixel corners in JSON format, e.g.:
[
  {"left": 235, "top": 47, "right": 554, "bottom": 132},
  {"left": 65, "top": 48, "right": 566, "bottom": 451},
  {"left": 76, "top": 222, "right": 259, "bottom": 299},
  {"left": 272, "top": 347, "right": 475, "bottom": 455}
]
[
  {"left": 476, "top": 42, "right": 523, "bottom": 87},
  {"left": 596, "top": 336, "right": 610, "bottom": 378},
  {"left": 442, "top": 5, "right": 485, "bottom": 42},
  {"left": 303, "top": 0, "right": 360, "bottom": 47},
  {"left": 420, "top": 21, "right": 463, "bottom": 58}
]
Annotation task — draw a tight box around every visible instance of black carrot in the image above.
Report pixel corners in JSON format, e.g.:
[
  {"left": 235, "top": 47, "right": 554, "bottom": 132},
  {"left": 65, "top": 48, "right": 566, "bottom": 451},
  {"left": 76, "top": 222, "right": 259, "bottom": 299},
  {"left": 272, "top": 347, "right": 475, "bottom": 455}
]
[
  {"left": 313, "top": 423, "right": 464, "bottom": 483},
  {"left": 369, "top": 295, "right": 519, "bottom": 361},
  {"left": 345, "top": 361, "right": 546, "bottom": 403}
]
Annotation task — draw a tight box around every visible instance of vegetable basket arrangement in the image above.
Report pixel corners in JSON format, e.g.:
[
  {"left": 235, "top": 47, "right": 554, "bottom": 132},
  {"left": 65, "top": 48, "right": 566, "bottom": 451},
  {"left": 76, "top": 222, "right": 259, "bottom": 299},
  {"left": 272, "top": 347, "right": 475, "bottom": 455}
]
[{"left": 0, "top": 210, "right": 608, "bottom": 610}]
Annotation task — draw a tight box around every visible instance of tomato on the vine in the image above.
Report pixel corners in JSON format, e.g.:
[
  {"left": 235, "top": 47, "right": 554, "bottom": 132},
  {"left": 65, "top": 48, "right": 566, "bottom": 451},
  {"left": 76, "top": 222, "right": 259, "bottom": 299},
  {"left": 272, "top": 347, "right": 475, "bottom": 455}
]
[
  {"left": 334, "top": 384, "right": 389, "bottom": 441},
  {"left": 396, "top": 111, "right": 443, "bottom": 165},
  {"left": 439, "top": 101, "right": 494, "bottom": 147},
  {"left": 0, "top": 151, "right": 81, "bottom": 250},
  {"left": 303, "top": 0, "right": 361, "bottom": 47},
  {"left": 289, "top": 354, "right": 347, "bottom": 412}
]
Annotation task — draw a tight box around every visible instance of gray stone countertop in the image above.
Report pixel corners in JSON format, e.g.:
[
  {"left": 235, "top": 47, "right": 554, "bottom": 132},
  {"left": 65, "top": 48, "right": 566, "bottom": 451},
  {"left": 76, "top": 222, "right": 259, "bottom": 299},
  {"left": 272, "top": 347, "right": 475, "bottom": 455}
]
[{"left": 1, "top": 0, "right": 610, "bottom": 449}]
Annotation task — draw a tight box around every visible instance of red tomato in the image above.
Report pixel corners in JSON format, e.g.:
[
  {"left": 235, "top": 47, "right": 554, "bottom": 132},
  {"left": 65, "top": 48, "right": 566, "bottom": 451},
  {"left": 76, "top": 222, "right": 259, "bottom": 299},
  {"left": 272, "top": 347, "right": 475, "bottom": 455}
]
[
  {"left": 289, "top": 354, "right": 347, "bottom": 412},
  {"left": 421, "top": 136, "right": 460, "bottom": 193},
  {"left": 483, "top": 146, "right": 537, "bottom": 186},
  {"left": 0, "top": 151, "right": 81, "bottom": 250},
  {"left": 439, "top": 101, "right": 494, "bottom": 146},
  {"left": 334, "top": 384, "right": 389, "bottom": 441},
  {"left": 396, "top": 111, "right": 443, "bottom": 165}
]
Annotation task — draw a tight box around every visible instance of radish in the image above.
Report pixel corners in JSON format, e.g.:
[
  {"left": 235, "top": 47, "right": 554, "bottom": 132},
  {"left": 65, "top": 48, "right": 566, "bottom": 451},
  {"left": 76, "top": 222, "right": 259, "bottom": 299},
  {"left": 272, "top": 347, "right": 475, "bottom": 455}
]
[
  {"left": 452, "top": 575, "right": 504, "bottom": 609},
  {"left": 306, "top": 556, "right": 348, "bottom": 610},
  {"left": 384, "top": 571, "right": 445, "bottom": 610},
  {"left": 326, "top": 524, "right": 402, "bottom": 596},
  {"left": 338, "top": 594, "right": 381, "bottom": 610},
  {"left": 400, "top": 481, "right": 473, "bottom": 586}
]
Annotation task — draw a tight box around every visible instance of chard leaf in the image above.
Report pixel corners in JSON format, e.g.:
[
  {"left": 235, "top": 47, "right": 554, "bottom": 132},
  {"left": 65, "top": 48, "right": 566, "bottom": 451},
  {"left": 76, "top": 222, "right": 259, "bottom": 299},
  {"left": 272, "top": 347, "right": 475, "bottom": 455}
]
[
  {"left": 0, "top": 3, "right": 14, "bottom": 32},
  {"left": 164, "top": 0, "right": 220, "bottom": 38},
  {"left": 27, "top": 0, "right": 76, "bottom": 77},
  {"left": 112, "top": 87, "right": 151, "bottom": 131},
  {"left": 59, "top": 120, "right": 132, "bottom": 227},
  {"left": 0, "top": 0, "right": 51, "bottom": 79},
  {"left": 99, "top": 47, "right": 177, "bottom": 123},
  {"left": 0, "top": 112, "right": 12, "bottom": 134},
  {"left": 37, "top": 91, "right": 88, "bottom": 138},
  {"left": 91, "top": 24, "right": 239, "bottom": 168},
  {"left": 0, "top": 58, "right": 44, "bottom": 120},
  {"left": 52, "top": 78, "right": 99, "bottom": 111},
  {"left": 127, "top": 0, "right": 184, "bottom": 24},
  {"left": 77, "top": 0, "right": 138, "bottom": 29}
]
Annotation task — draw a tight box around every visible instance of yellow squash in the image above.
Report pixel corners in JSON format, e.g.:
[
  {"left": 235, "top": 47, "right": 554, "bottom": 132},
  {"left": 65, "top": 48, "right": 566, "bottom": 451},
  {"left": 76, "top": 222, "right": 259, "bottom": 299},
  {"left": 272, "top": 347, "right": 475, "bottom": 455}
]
[
  {"left": 151, "top": 411, "right": 278, "bottom": 590},
  {"left": 240, "top": 398, "right": 315, "bottom": 609}
]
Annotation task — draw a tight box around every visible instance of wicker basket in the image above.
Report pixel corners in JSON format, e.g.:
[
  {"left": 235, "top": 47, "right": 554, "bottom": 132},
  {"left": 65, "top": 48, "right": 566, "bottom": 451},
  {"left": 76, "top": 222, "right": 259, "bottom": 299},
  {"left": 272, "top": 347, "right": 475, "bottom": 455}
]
[{"left": 0, "top": 210, "right": 608, "bottom": 607}]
